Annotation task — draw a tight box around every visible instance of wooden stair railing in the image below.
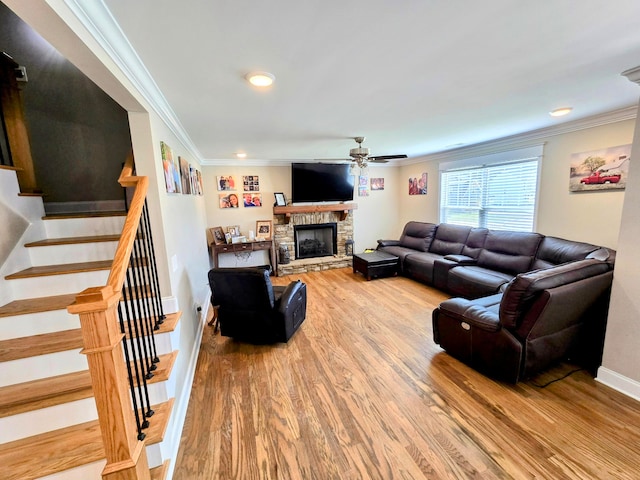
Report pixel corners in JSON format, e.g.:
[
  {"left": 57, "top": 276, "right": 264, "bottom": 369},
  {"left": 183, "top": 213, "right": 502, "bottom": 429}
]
[{"left": 67, "top": 153, "right": 164, "bottom": 480}]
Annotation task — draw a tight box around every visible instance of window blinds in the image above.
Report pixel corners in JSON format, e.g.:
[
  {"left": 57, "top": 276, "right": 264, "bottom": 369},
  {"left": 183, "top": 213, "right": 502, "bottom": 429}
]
[{"left": 440, "top": 150, "right": 541, "bottom": 232}]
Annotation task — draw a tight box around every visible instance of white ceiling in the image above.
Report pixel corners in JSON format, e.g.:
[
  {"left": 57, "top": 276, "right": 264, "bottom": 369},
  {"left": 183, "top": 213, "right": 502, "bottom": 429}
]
[{"left": 101, "top": 0, "right": 640, "bottom": 164}]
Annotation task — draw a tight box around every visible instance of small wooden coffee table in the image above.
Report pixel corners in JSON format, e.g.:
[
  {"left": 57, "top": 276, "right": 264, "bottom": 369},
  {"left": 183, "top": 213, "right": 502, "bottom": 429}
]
[{"left": 353, "top": 250, "right": 399, "bottom": 280}]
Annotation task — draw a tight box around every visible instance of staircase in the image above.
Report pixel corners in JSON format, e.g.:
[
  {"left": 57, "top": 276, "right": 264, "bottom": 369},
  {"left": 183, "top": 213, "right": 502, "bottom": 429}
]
[{"left": 0, "top": 210, "right": 180, "bottom": 479}]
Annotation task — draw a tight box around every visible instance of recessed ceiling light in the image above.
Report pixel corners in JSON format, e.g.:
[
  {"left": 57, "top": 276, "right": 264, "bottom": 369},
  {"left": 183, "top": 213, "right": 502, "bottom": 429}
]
[
  {"left": 550, "top": 107, "right": 573, "bottom": 117},
  {"left": 235, "top": 152, "right": 247, "bottom": 159},
  {"left": 245, "top": 71, "right": 275, "bottom": 87}
]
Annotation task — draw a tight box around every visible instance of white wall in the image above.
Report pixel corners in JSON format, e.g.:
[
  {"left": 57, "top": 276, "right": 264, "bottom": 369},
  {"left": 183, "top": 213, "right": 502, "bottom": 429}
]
[
  {"left": 0, "top": 169, "right": 46, "bottom": 306},
  {"left": 600, "top": 102, "right": 640, "bottom": 396},
  {"left": 536, "top": 120, "right": 634, "bottom": 248},
  {"left": 396, "top": 118, "right": 635, "bottom": 249},
  {"left": 352, "top": 165, "right": 404, "bottom": 250},
  {"left": 397, "top": 161, "right": 441, "bottom": 227}
]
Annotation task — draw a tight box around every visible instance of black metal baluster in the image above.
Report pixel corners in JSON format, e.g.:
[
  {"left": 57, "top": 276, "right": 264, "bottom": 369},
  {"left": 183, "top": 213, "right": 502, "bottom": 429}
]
[
  {"left": 135, "top": 229, "right": 160, "bottom": 366},
  {"left": 124, "top": 268, "right": 153, "bottom": 427},
  {"left": 142, "top": 200, "right": 165, "bottom": 326},
  {"left": 118, "top": 291, "right": 146, "bottom": 440}
]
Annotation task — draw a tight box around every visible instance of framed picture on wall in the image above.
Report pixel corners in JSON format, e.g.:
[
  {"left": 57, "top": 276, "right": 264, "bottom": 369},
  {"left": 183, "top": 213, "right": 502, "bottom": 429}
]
[
  {"left": 217, "top": 175, "right": 237, "bottom": 191},
  {"left": 243, "top": 192, "right": 262, "bottom": 207},
  {"left": 256, "top": 220, "right": 272, "bottom": 240},
  {"left": 409, "top": 172, "right": 427, "bottom": 195},
  {"left": 370, "top": 178, "right": 384, "bottom": 190}
]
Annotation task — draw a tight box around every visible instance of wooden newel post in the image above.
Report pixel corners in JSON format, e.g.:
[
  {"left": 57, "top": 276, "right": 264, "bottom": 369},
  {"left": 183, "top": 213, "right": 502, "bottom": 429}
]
[{"left": 68, "top": 286, "right": 151, "bottom": 480}]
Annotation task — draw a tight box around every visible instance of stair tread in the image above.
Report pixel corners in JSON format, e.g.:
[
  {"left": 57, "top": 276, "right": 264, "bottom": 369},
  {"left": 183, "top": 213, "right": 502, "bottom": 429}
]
[
  {"left": 0, "top": 293, "right": 77, "bottom": 318},
  {"left": 0, "top": 311, "right": 180, "bottom": 362},
  {"left": 25, "top": 234, "right": 121, "bottom": 247},
  {"left": 150, "top": 460, "right": 170, "bottom": 480},
  {"left": 0, "top": 329, "right": 83, "bottom": 363},
  {"left": 0, "top": 291, "right": 176, "bottom": 318},
  {"left": 5, "top": 257, "right": 147, "bottom": 280},
  {"left": 5, "top": 260, "right": 113, "bottom": 279},
  {"left": 0, "top": 399, "right": 174, "bottom": 480},
  {"left": 42, "top": 211, "right": 126, "bottom": 220},
  {"left": 0, "top": 351, "right": 178, "bottom": 418}
]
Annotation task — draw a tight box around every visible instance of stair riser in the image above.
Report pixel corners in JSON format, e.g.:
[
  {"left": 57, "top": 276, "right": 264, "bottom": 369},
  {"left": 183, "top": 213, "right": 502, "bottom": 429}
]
[
  {"left": 4, "top": 266, "right": 150, "bottom": 301},
  {"left": 0, "top": 310, "right": 80, "bottom": 341},
  {"left": 0, "top": 350, "right": 87, "bottom": 387},
  {"left": 44, "top": 216, "right": 125, "bottom": 238},
  {"left": 118, "top": 330, "right": 179, "bottom": 363},
  {"left": 28, "top": 242, "right": 119, "bottom": 267},
  {"left": 0, "top": 328, "right": 175, "bottom": 378},
  {"left": 0, "top": 398, "right": 97, "bottom": 444},
  {"left": 37, "top": 446, "right": 163, "bottom": 480},
  {"left": 6, "top": 271, "right": 110, "bottom": 300},
  {"left": 0, "top": 383, "right": 171, "bottom": 444}
]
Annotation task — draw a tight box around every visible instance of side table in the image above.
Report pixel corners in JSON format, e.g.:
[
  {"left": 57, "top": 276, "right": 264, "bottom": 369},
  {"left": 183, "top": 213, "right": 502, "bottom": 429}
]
[{"left": 210, "top": 240, "right": 276, "bottom": 273}]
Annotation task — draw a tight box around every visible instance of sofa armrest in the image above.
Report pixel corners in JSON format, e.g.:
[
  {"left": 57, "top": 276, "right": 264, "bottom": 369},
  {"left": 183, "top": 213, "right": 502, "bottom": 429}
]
[
  {"left": 277, "top": 280, "right": 305, "bottom": 315},
  {"left": 436, "top": 295, "right": 503, "bottom": 332},
  {"left": 444, "top": 254, "right": 477, "bottom": 265},
  {"left": 377, "top": 239, "right": 400, "bottom": 248}
]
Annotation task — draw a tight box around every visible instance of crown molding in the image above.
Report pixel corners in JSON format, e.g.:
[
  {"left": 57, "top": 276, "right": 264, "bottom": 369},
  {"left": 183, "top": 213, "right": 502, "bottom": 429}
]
[
  {"left": 63, "top": 0, "right": 203, "bottom": 162},
  {"left": 402, "top": 105, "right": 638, "bottom": 166}
]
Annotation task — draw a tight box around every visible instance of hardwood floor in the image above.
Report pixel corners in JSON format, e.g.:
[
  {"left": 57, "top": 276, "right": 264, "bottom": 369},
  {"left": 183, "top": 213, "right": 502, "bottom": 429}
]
[{"left": 174, "top": 268, "right": 640, "bottom": 479}]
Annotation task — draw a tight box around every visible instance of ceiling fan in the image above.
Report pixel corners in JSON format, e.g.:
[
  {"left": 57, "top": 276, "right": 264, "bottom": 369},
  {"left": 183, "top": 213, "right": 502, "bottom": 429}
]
[
  {"left": 347, "top": 136, "right": 407, "bottom": 168},
  {"left": 318, "top": 137, "right": 407, "bottom": 168}
]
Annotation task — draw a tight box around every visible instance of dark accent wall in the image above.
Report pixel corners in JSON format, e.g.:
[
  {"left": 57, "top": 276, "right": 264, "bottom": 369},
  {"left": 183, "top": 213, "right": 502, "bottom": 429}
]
[{"left": 0, "top": 2, "right": 131, "bottom": 204}]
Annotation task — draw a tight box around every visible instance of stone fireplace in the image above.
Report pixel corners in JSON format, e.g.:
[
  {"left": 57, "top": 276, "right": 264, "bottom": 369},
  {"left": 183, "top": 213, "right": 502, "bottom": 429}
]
[{"left": 273, "top": 206, "right": 355, "bottom": 275}]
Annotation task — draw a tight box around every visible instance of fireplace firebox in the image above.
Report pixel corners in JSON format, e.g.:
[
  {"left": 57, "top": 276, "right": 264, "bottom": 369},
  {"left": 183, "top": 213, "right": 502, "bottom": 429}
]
[{"left": 294, "top": 223, "right": 337, "bottom": 260}]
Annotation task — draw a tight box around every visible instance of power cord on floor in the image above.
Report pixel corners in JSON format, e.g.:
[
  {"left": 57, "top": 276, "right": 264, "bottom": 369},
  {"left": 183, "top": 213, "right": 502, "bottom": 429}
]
[{"left": 530, "top": 368, "right": 584, "bottom": 388}]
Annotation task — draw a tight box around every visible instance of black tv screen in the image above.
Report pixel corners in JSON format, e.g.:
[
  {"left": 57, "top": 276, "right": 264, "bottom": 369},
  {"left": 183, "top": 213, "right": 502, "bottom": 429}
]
[{"left": 291, "top": 163, "right": 355, "bottom": 203}]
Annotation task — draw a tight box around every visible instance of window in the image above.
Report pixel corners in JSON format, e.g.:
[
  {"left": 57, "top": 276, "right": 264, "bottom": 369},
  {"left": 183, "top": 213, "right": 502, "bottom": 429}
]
[{"left": 439, "top": 146, "right": 542, "bottom": 232}]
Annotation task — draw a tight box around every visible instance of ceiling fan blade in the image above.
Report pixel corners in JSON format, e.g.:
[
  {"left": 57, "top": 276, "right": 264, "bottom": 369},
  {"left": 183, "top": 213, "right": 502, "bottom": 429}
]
[
  {"left": 369, "top": 154, "right": 408, "bottom": 161},
  {"left": 314, "top": 158, "right": 352, "bottom": 162}
]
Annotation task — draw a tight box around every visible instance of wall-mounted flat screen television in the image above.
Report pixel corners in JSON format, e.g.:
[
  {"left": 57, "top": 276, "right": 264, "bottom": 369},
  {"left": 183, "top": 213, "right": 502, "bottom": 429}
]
[{"left": 291, "top": 163, "right": 355, "bottom": 203}]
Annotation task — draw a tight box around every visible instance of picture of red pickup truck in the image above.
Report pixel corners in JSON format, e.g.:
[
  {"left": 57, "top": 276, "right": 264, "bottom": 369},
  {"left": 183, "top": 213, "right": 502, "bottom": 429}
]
[{"left": 579, "top": 171, "right": 621, "bottom": 184}]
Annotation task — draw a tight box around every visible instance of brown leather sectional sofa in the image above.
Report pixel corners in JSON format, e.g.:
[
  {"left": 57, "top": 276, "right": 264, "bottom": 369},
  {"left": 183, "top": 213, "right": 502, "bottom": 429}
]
[{"left": 377, "top": 221, "right": 615, "bottom": 382}]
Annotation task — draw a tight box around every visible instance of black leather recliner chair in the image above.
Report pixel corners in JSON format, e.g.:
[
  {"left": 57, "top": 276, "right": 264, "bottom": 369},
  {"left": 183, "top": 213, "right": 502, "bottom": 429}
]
[{"left": 208, "top": 267, "right": 307, "bottom": 344}]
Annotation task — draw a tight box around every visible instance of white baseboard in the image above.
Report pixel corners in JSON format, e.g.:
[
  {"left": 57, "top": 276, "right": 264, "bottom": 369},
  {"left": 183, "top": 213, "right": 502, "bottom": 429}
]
[
  {"left": 44, "top": 200, "right": 126, "bottom": 214},
  {"left": 596, "top": 367, "right": 640, "bottom": 402},
  {"left": 163, "top": 292, "right": 210, "bottom": 480}
]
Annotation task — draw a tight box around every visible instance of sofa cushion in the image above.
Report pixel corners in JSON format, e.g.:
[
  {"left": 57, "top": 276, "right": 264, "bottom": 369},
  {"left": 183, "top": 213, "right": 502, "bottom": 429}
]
[
  {"left": 461, "top": 227, "right": 488, "bottom": 258},
  {"left": 447, "top": 265, "right": 515, "bottom": 299},
  {"left": 477, "top": 230, "right": 542, "bottom": 275},
  {"left": 377, "top": 245, "right": 423, "bottom": 270},
  {"left": 429, "top": 224, "right": 472, "bottom": 256},
  {"left": 404, "top": 252, "right": 446, "bottom": 284},
  {"left": 398, "top": 221, "right": 437, "bottom": 252},
  {"left": 531, "top": 236, "right": 600, "bottom": 270},
  {"left": 499, "top": 259, "right": 611, "bottom": 329}
]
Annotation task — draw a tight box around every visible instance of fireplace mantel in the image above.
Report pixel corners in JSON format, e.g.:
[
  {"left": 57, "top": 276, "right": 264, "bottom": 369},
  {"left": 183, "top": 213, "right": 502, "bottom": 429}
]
[{"left": 273, "top": 203, "right": 357, "bottom": 223}]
